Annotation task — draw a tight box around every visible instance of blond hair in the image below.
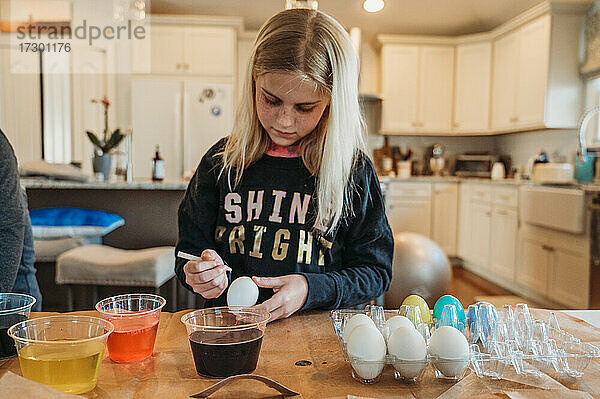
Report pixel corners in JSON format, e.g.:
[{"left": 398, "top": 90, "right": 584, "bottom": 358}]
[{"left": 220, "top": 8, "right": 366, "bottom": 233}]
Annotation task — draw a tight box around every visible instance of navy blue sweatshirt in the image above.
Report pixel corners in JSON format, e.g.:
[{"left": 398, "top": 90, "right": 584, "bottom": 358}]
[{"left": 175, "top": 139, "right": 393, "bottom": 310}]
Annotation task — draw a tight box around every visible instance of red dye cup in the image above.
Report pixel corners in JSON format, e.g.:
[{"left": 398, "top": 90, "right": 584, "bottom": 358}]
[{"left": 96, "top": 294, "right": 166, "bottom": 363}]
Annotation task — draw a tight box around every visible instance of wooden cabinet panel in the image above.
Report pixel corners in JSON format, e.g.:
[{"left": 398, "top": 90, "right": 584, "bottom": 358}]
[
  {"left": 490, "top": 207, "right": 517, "bottom": 280},
  {"left": 470, "top": 202, "right": 492, "bottom": 270},
  {"left": 419, "top": 46, "right": 454, "bottom": 132},
  {"left": 516, "top": 15, "right": 551, "bottom": 127},
  {"left": 454, "top": 42, "right": 491, "bottom": 132},
  {"left": 432, "top": 182, "right": 458, "bottom": 256},
  {"left": 381, "top": 45, "right": 419, "bottom": 132},
  {"left": 517, "top": 237, "right": 549, "bottom": 295},
  {"left": 185, "top": 27, "right": 235, "bottom": 76},
  {"left": 549, "top": 246, "right": 589, "bottom": 308},
  {"left": 150, "top": 26, "right": 184, "bottom": 74},
  {"left": 491, "top": 31, "right": 519, "bottom": 130}
]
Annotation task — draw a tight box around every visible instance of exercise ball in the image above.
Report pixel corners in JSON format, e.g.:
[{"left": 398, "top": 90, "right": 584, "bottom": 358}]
[{"left": 384, "top": 232, "right": 452, "bottom": 309}]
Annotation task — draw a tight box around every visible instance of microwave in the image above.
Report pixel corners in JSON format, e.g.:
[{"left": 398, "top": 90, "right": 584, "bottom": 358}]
[{"left": 454, "top": 155, "right": 498, "bottom": 178}]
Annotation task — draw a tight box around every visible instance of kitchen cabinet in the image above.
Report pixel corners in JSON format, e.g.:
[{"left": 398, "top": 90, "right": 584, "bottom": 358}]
[
  {"left": 454, "top": 42, "right": 491, "bottom": 133},
  {"left": 491, "top": 13, "right": 583, "bottom": 131},
  {"left": 380, "top": 44, "right": 454, "bottom": 134},
  {"left": 431, "top": 182, "right": 458, "bottom": 256},
  {"left": 518, "top": 223, "right": 590, "bottom": 308},
  {"left": 134, "top": 25, "right": 235, "bottom": 77},
  {"left": 460, "top": 184, "right": 518, "bottom": 284},
  {"left": 386, "top": 182, "right": 432, "bottom": 237},
  {"left": 469, "top": 201, "right": 492, "bottom": 271},
  {"left": 0, "top": 45, "right": 42, "bottom": 163}
]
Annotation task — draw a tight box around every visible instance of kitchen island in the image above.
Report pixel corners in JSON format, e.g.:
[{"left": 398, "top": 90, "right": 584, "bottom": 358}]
[
  {"left": 22, "top": 178, "right": 188, "bottom": 250},
  {"left": 0, "top": 309, "right": 599, "bottom": 398}
]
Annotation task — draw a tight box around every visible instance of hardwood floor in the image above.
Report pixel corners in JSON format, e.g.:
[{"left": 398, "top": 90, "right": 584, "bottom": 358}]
[{"left": 447, "top": 265, "right": 514, "bottom": 307}]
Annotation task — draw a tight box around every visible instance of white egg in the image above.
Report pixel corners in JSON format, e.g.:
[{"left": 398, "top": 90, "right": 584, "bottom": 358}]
[
  {"left": 384, "top": 315, "right": 415, "bottom": 341},
  {"left": 346, "top": 324, "right": 386, "bottom": 380},
  {"left": 387, "top": 326, "right": 427, "bottom": 379},
  {"left": 227, "top": 276, "right": 259, "bottom": 307},
  {"left": 342, "top": 313, "right": 376, "bottom": 343},
  {"left": 429, "top": 326, "right": 470, "bottom": 378}
]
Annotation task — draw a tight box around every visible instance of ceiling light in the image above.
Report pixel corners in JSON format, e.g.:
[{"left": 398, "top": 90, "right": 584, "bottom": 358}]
[{"left": 363, "top": 0, "right": 384, "bottom": 13}]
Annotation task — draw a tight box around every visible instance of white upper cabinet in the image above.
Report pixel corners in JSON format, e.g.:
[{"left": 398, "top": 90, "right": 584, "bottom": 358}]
[
  {"left": 380, "top": 45, "right": 419, "bottom": 133},
  {"left": 454, "top": 42, "right": 491, "bottom": 133},
  {"left": 492, "top": 16, "right": 551, "bottom": 131},
  {"left": 134, "top": 25, "right": 235, "bottom": 77},
  {"left": 491, "top": 31, "right": 519, "bottom": 131},
  {"left": 380, "top": 43, "right": 453, "bottom": 134},
  {"left": 492, "top": 12, "right": 583, "bottom": 131},
  {"left": 378, "top": 4, "right": 585, "bottom": 135},
  {"left": 420, "top": 46, "right": 454, "bottom": 132}
]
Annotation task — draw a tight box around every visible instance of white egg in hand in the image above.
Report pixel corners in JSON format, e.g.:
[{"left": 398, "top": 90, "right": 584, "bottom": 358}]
[
  {"left": 429, "top": 326, "right": 470, "bottom": 378},
  {"left": 387, "top": 326, "right": 427, "bottom": 379},
  {"left": 227, "top": 276, "right": 259, "bottom": 307},
  {"left": 346, "top": 324, "right": 386, "bottom": 380},
  {"left": 342, "top": 313, "right": 376, "bottom": 343}
]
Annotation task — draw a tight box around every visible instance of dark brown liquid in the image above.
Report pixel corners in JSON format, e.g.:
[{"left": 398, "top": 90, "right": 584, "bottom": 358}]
[
  {"left": 0, "top": 314, "right": 27, "bottom": 359},
  {"left": 189, "top": 329, "right": 263, "bottom": 378}
]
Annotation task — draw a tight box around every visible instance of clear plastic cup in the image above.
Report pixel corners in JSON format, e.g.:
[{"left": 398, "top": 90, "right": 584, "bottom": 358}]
[
  {"left": 8, "top": 315, "right": 113, "bottom": 394},
  {"left": 95, "top": 293, "right": 166, "bottom": 363},
  {"left": 181, "top": 306, "right": 270, "bottom": 378},
  {"left": 0, "top": 293, "right": 36, "bottom": 359}
]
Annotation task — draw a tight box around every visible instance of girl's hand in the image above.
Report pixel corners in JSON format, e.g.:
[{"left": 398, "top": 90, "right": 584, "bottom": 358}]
[
  {"left": 183, "top": 249, "right": 231, "bottom": 299},
  {"left": 251, "top": 274, "right": 308, "bottom": 322}
]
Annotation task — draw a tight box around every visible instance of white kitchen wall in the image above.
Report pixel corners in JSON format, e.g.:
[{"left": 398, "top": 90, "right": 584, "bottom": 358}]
[{"left": 495, "top": 129, "right": 580, "bottom": 172}]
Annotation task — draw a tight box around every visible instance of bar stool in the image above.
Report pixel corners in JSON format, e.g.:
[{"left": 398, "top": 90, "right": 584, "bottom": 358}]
[{"left": 56, "top": 245, "right": 176, "bottom": 311}]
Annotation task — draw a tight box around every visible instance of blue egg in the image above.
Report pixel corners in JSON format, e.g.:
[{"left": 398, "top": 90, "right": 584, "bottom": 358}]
[{"left": 433, "top": 295, "right": 466, "bottom": 324}]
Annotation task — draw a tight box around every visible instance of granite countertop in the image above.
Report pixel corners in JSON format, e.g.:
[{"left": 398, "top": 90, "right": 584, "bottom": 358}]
[{"left": 21, "top": 177, "right": 189, "bottom": 190}]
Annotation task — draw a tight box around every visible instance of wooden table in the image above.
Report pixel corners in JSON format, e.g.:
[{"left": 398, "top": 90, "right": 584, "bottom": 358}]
[{"left": 1, "top": 309, "right": 600, "bottom": 398}]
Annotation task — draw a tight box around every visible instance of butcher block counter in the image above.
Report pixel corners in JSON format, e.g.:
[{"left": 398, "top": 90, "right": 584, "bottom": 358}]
[{"left": 1, "top": 309, "right": 600, "bottom": 398}]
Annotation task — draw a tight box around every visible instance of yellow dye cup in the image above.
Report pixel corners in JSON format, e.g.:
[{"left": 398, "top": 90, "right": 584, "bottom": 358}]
[{"left": 8, "top": 315, "right": 114, "bottom": 394}]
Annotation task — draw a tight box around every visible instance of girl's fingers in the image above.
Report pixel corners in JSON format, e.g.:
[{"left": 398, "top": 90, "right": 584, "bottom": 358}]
[
  {"left": 184, "top": 260, "right": 231, "bottom": 274},
  {"left": 252, "top": 276, "right": 284, "bottom": 289}
]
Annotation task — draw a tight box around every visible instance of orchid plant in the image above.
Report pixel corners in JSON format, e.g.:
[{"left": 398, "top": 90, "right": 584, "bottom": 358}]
[{"left": 86, "top": 96, "right": 124, "bottom": 155}]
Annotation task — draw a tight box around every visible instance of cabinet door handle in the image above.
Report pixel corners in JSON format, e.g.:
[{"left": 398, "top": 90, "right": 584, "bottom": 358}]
[
  {"left": 509, "top": 116, "right": 519, "bottom": 123},
  {"left": 184, "top": 63, "right": 190, "bottom": 70},
  {"left": 411, "top": 121, "right": 418, "bottom": 127},
  {"left": 453, "top": 122, "right": 460, "bottom": 128},
  {"left": 486, "top": 211, "right": 492, "bottom": 216},
  {"left": 497, "top": 210, "right": 508, "bottom": 216},
  {"left": 541, "top": 244, "right": 554, "bottom": 252},
  {"left": 176, "top": 63, "right": 181, "bottom": 70}
]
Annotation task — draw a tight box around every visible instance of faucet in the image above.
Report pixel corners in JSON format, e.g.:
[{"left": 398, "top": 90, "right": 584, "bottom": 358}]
[{"left": 579, "top": 106, "right": 600, "bottom": 159}]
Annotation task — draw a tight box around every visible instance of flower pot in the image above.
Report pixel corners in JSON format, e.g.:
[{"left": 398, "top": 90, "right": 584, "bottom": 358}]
[{"left": 92, "top": 153, "right": 113, "bottom": 181}]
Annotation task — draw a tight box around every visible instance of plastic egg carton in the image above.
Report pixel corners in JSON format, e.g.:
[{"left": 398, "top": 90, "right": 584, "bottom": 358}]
[
  {"left": 330, "top": 305, "right": 470, "bottom": 384},
  {"left": 467, "top": 303, "right": 600, "bottom": 380}
]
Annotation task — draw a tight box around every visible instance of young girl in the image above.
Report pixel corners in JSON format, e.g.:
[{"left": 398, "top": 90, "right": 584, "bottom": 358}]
[{"left": 175, "top": 8, "right": 393, "bottom": 321}]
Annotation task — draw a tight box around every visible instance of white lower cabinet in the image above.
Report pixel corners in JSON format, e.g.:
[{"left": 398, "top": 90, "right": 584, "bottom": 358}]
[
  {"left": 432, "top": 183, "right": 458, "bottom": 256},
  {"left": 386, "top": 181, "right": 458, "bottom": 256},
  {"left": 469, "top": 201, "right": 492, "bottom": 271},
  {"left": 459, "top": 183, "right": 518, "bottom": 284},
  {"left": 517, "top": 236, "right": 549, "bottom": 295},
  {"left": 386, "top": 182, "right": 432, "bottom": 238},
  {"left": 518, "top": 224, "right": 589, "bottom": 308},
  {"left": 490, "top": 207, "right": 518, "bottom": 279}
]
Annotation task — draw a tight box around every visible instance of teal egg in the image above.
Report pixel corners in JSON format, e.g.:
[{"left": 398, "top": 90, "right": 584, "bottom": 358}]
[{"left": 433, "top": 295, "right": 466, "bottom": 324}]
